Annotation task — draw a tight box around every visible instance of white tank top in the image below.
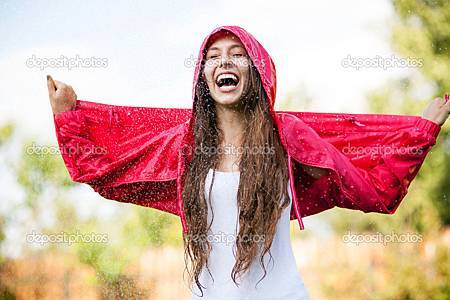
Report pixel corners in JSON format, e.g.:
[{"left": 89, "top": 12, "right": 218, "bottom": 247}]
[{"left": 191, "top": 168, "right": 311, "bottom": 300}]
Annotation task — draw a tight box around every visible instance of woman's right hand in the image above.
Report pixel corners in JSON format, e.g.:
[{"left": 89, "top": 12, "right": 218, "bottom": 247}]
[
  {"left": 421, "top": 93, "right": 449, "bottom": 126},
  {"left": 47, "top": 75, "right": 77, "bottom": 115}
]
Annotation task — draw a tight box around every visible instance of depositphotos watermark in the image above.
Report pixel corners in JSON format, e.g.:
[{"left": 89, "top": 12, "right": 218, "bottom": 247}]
[
  {"left": 194, "top": 144, "right": 275, "bottom": 156},
  {"left": 342, "top": 143, "right": 424, "bottom": 160},
  {"left": 26, "top": 142, "right": 107, "bottom": 156},
  {"left": 184, "top": 54, "right": 267, "bottom": 69},
  {"left": 184, "top": 231, "right": 266, "bottom": 246},
  {"left": 342, "top": 231, "right": 423, "bottom": 246},
  {"left": 26, "top": 230, "right": 109, "bottom": 246},
  {"left": 26, "top": 54, "right": 108, "bottom": 70},
  {"left": 341, "top": 54, "right": 424, "bottom": 70}
]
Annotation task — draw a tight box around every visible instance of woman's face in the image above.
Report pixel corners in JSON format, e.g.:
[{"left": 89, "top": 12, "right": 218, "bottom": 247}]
[{"left": 203, "top": 32, "right": 250, "bottom": 108}]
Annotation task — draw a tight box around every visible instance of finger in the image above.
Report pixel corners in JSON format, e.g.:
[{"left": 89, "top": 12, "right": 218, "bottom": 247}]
[
  {"left": 46, "top": 75, "right": 56, "bottom": 95},
  {"left": 444, "top": 96, "right": 450, "bottom": 113},
  {"left": 70, "top": 91, "right": 77, "bottom": 101},
  {"left": 434, "top": 97, "right": 445, "bottom": 106},
  {"left": 53, "top": 79, "right": 66, "bottom": 90},
  {"left": 53, "top": 80, "right": 63, "bottom": 90}
]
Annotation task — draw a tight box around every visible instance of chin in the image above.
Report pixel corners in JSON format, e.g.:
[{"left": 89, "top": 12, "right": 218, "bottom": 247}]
[
  {"left": 211, "top": 83, "right": 246, "bottom": 107},
  {"left": 212, "top": 92, "right": 244, "bottom": 107}
]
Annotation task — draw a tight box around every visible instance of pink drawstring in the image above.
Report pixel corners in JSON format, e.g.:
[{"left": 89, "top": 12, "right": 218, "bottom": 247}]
[
  {"left": 288, "top": 154, "right": 305, "bottom": 230},
  {"left": 178, "top": 146, "right": 189, "bottom": 235}
]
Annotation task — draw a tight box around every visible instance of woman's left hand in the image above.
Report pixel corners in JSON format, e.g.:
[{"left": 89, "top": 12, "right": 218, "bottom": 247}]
[{"left": 421, "top": 93, "right": 450, "bottom": 126}]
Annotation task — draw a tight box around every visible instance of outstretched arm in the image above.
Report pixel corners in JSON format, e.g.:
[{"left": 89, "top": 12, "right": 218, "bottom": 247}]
[
  {"left": 297, "top": 94, "right": 449, "bottom": 183},
  {"left": 47, "top": 75, "right": 189, "bottom": 216},
  {"left": 281, "top": 95, "right": 447, "bottom": 217}
]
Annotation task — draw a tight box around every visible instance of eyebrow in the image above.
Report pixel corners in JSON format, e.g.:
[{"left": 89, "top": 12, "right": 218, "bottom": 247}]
[{"left": 206, "top": 44, "right": 245, "bottom": 52}]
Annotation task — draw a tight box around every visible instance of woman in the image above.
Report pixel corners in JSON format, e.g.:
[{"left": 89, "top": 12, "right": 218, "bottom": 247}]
[{"left": 48, "top": 25, "right": 449, "bottom": 299}]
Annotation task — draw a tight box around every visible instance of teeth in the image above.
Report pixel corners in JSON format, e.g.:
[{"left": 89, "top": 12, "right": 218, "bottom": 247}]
[{"left": 216, "top": 73, "right": 238, "bottom": 83}]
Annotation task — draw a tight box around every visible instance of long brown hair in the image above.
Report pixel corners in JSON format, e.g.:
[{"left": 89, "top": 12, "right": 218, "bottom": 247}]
[{"left": 182, "top": 56, "right": 290, "bottom": 296}]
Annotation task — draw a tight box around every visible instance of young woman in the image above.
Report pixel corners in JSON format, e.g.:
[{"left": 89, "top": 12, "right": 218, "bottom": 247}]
[{"left": 48, "top": 25, "right": 449, "bottom": 299}]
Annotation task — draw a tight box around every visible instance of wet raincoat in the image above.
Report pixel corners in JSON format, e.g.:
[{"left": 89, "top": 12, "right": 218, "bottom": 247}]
[{"left": 53, "top": 25, "right": 442, "bottom": 235}]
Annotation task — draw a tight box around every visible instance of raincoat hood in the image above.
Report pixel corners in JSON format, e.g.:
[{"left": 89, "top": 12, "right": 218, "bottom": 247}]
[
  {"left": 192, "top": 25, "right": 277, "bottom": 107},
  {"left": 184, "top": 25, "right": 287, "bottom": 161}
]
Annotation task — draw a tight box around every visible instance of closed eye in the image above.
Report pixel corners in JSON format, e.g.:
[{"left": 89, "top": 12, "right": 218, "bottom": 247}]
[{"left": 207, "top": 54, "right": 245, "bottom": 60}]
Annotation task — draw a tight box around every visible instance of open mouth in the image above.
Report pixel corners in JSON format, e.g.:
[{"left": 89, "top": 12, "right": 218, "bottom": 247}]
[{"left": 215, "top": 72, "right": 240, "bottom": 92}]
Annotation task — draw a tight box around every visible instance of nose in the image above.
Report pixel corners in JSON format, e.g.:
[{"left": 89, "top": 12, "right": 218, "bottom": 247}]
[{"left": 219, "top": 55, "right": 234, "bottom": 68}]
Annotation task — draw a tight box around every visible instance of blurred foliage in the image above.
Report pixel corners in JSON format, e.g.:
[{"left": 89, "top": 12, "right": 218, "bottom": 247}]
[
  {"left": 380, "top": 243, "right": 450, "bottom": 299},
  {"left": 390, "top": 0, "right": 449, "bottom": 225},
  {"left": 0, "top": 123, "right": 14, "bottom": 146},
  {"left": 322, "top": 0, "right": 450, "bottom": 298},
  {"left": 280, "top": 82, "right": 314, "bottom": 111},
  {"left": 0, "top": 123, "right": 15, "bottom": 299},
  {"left": 0, "top": 217, "right": 5, "bottom": 266},
  {"left": 0, "top": 123, "right": 183, "bottom": 298},
  {"left": 122, "top": 208, "right": 182, "bottom": 249},
  {"left": 0, "top": 123, "right": 14, "bottom": 265},
  {"left": 16, "top": 140, "right": 75, "bottom": 210},
  {"left": 313, "top": 234, "right": 450, "bottom": 300},
  {"left": 391, "top": 0, "right": 450, "bottom": 88},
  {"left": 330, "top": 0, "right": 450, "bottom": 233}
]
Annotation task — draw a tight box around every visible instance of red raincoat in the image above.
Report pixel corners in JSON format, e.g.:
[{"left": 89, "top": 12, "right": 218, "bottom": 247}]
[{"left": 53, "top": 25, "right": 442, "bottom": 235}]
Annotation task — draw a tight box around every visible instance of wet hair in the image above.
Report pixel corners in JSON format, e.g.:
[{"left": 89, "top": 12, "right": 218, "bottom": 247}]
[{"left": 182, "top": 49, "right": 290, "bottom": 296}]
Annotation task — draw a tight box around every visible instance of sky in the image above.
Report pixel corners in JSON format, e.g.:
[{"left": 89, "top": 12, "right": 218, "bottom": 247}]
[
  {"left": 0, "top": 0, "right": 414, "bottom": 142},
  {"left": 0, "top": 0, "right": 421, "bottom": 257}
]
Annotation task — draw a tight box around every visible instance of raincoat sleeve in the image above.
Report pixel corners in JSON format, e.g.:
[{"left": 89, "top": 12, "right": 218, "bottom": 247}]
[
  {"left": 282, "top": 112, "right": 442, "bottom": 216},
  {"left": 53, "top": 99, "right": 190, "bottom": 216}
]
